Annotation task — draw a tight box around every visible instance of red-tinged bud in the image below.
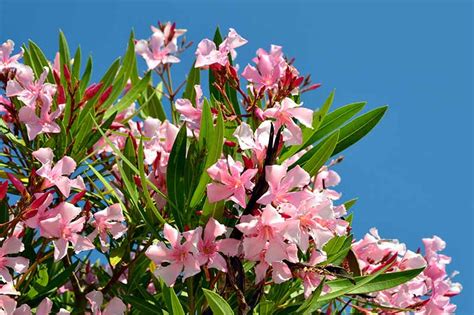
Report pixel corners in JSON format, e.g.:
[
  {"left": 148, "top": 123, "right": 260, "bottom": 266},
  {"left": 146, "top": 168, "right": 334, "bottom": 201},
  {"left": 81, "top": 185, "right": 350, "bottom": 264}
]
[
  {"left": 83, "top": 83, "right": 103, "bottom": 101},
  {"left": 224, "top": 140, "right": 236, "bottom": 147},
  {"left": 301, "top": 83, "right": 321, "bottom": 93},
  {"left": 242, "top": 155, "right": 254, "bottom": 170},
  {"left": 70, "top": 190, "right": 87, "bottom": 205},
  {"left": 210, "top": 108, "right": 219, "bottom": 115},
  {"left": 0, "top": 181, "right": 8, "bottom": 200},
  {"left": 29, "top": 192, "right": 51, "bottom": 210},
  {"left": 195, "top": 210, "right": 203, "bottom": 216},
  {"left": 57, "top": 84, "right": 66, "bottom": 104},
  {"left": 63, "top": 64, "right": 71, "bottom": 82},
  {"left": 184, "top": 224, "right": 190, "bottom": 231},
  {"left": 84, "top": 200, "right": 92, "bottom": 216},
  {"left": 98, "top": 86, "right": 113, "bottom": 106},
  {"left": 6, "top": 173, "right": 25, "bottom": 194},
  {"left": 133, "top": 175, "right": 142, "bottom": 187},
  {"left": 53, "top": 69, "right": 61, "bottom": 84},
  {"left": 23, "top": 209, "right": 38, "bottom": 220}
]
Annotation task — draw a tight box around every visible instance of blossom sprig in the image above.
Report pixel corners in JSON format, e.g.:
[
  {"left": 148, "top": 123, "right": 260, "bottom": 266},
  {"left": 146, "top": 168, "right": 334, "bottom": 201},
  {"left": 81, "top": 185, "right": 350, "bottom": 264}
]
[{"left": 0, "top": 22, "right": 461, "bottom": 314}]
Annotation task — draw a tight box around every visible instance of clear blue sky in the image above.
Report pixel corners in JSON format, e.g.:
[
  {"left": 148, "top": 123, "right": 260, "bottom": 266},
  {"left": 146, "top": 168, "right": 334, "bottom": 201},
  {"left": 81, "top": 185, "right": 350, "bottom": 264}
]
[{"left": 1, "top": 0, "right": 472, "bottom": 312}]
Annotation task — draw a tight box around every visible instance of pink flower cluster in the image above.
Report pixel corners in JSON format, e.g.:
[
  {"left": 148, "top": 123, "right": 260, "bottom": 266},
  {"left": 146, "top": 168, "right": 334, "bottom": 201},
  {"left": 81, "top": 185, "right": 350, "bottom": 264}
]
[
  {"left": 1, "top": 40, "right": 62, "bottom": 140},
  {"left": 135, "top": 22, "right": 187, "bottom": 69},
  {"left": 353, "top": 229, "right": 462, "bottom": 314},
  {"left": 146, "top": 218, "right": 239, "bottom": 286}
]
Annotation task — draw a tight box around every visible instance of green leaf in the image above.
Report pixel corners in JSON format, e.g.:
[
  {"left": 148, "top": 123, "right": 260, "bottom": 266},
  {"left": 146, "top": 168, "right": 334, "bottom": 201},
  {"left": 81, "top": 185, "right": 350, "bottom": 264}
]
[
  {"left": 343, "top": 198, "right": 358, "bottom": 211},
  {"left": 79, "top": 55, "right": 93, "bottom": 95},
  {"left": 104, "top": 71, "right": 151, "bottom": 119},
  {"left": 300, "top": 130, "right": 340, "bottom": 176},
  {"left": 317, "top": 254, "right": 398, "bottom": 302},
  {"left": 122, "top": 296, "right": 159, "bottom": 314},
  {"left": 203, "top": 288, "right": 234, "bottom": 315},
  {"left": 141, "top": 84, "right": 167, "bottom": 121},
  {"left": 326, "top": 268, "right": 424, "bottom": 294},
  {"left": 27, "top": 41, "right": 53, "bottom": 81},
  {"left": 333, "top": 105, "right": 388, "bottom": 156},
  {"left": 296, "top": 278, "right": 325, "bottom": 314},
  {"left": 166, "top": 126, "right": 188, "bottom": 230},
  {"left": 307, "top": 101, "right": 366, "bottom": 146},
  {"left": 162, "top": 284, "right": 185, "bottom": 315},
  {"left": 183, "top": 62, "right": 201, "bottom": 102},
  {"left": 323, "top": 235, "right": 353, "bottom": 266},
  {"left": 190, "top": 105, "right": 224, "bottom": 209},
  {"left": 72, "top": 46, "right": 82, "bottom": 80}
]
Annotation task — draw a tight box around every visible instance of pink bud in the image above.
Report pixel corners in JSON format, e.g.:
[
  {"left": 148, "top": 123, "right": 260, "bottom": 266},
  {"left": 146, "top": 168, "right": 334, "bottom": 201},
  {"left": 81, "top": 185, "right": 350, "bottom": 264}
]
[
  {"left": 98, "top": 86, "right": 113, "bottom": 106},
  {"left": 63, "top": 64, "right": 71, "bottom": 82},
  {"left": 0, "top": 181, "right": 8, "bottom": 200},
  {"left": 224, "top": 140, "right": 237, "bottom": 147},
  {"left": 83, "top": 83, "right": 103, "bottom": 101},
  {"left": 70, "top": 190, "right": 87, "bottom": 205},
  {"left": 6, "top": 173, "right": 25, "bottom": 194}
]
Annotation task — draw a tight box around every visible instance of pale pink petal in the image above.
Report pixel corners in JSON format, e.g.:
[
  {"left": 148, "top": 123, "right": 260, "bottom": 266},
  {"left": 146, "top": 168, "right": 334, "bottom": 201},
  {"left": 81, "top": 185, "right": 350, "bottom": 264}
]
[
  {"left": 204, "top": 218, "right": 227, "bottom": 243},
  {"left": 32, "top": 148, "right": 54, "bottom": 164},
  {"left": 146, "top": 244, "right": 172, "bottom": 264},
  {"left": 103, "top": 297, "right": 126, "bottom": 315},
  {"left": 53, "top": 239, "right": 69, "bottom": 261},
  {"left": 155, "top": 263, "right": 182, "bottom": 287},
  {"left": 216, "top": 239, "right": 240, "bottom": 257},
  {"left": 163, "top": 224, "right": 180, "bottom": 247},
  {"left": 56, "top": 156, "right": 77, "bottom": 176},
  {"left": 36, "top": 298, "right": 53, "bottom": 315},
  {"left": 1, "top": 237, "right": 24, "bottom": 255},
  {"left": 86, "top": 290, "right": 103, "bottom": 314}
]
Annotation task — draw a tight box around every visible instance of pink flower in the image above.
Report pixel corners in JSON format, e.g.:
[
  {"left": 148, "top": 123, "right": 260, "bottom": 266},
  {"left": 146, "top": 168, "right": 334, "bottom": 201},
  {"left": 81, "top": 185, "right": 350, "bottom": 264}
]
[
  {"left": 0, "top": 40, "right": 23, "bottom": 71},
  {"left": 135, "top": 28, "right": 180, "bottom": 70},
  {"left": 32, "top": 148, "right": 85, "bottom": 197},
  {"left": 0, "top": 237, "right": 28, "bottom": 283},
  {"left": 195, "top": 218, "right": 240, "bottom": 272},
  {"left": 17, "top": 100, "right": 64, "bottom": 140},
  {"left": 237, "top": 205, "right": 294, "bottom": 264},
  {"left": 242, "top": 45, "right": 286, "bottom": 91},
  {"left": 263, "top": 98, "right": 313, "bottom": 145},
  {"left": 194, "top": 39, "right": 228, "bottom": 68},
  {"left": 145, "top": 224, "right": 201, "bottom": 286},
  {"left": 233, "top": 121, "right": 271, "bottom": 166},
  {"left": 0, "top": 295, "right": 35, "bottom": 315},
  {"left": 195, "top": 29, "right": 247, "bottom": 68},
  {"left": 89, "top": 204, "right": 127, "bottom": 250},
  {"left": 258, "top": 164, "right": 312, "bottom": 206},
  {"left": 150, "top": 22, "right": 187, "bottom": 48},
  {"left": 130, "top": 118, "right": 179, "bottom": 168},
  {"left": 280, "top": 198, "right": 349, "bottom": 252},
  {"left": 219, "top": 28, "right": 248, "bottom": 60},
  {"left": 206, "top": 156, "right": 258, "bottom": 208},
  {"left": 40, "top": 202, "right": 94, "bottom": 261},
  {"left": 6, "top": 67, "right": 56, "bottom": 109},
  {"left": 314, "top": 166, "right": 342, "bottom": 200},
  {"left": 86, "top": 290, "right": 126, "bottom": 315},
  {"left": 175, "top": 85, "right": 204, "bottom": 132}
]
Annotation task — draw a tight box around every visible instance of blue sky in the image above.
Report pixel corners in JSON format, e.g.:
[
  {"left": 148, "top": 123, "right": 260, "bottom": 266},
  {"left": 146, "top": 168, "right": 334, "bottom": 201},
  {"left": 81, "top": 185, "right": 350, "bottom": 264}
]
[{"left": 1, "top": 0, "right": 472, "bottom": 312}]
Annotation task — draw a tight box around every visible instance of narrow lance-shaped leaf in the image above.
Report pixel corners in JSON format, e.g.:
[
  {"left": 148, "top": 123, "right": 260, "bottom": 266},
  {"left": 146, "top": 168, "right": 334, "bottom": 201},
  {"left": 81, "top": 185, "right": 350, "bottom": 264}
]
[
  {"left": 299, "top": 130, "right": 340, "bottom": 176},
  {"left": 203, "top": 288, "right": 234, "bottom": 315},
  {"left": 166, "top": 125, "right": 188, "bottom": 230},
  {"left": 332, "top": 105, "right": 388, "bottom": 156}
]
